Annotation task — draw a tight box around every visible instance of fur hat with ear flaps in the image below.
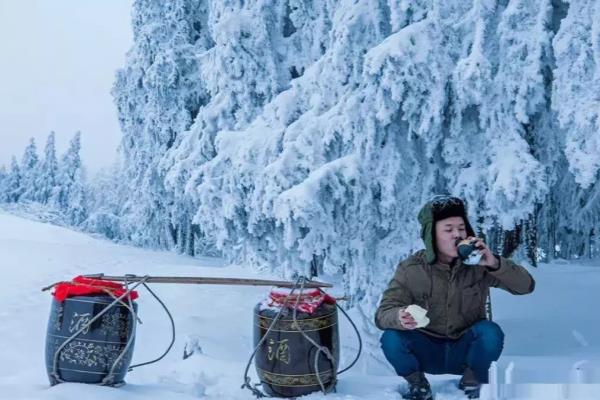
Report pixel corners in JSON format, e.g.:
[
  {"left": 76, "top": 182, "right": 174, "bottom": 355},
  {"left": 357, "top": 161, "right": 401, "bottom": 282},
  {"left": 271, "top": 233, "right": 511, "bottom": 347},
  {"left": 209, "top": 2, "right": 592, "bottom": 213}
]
[{"left": 417, "top": 195, "right": 476, "bottom": 264}]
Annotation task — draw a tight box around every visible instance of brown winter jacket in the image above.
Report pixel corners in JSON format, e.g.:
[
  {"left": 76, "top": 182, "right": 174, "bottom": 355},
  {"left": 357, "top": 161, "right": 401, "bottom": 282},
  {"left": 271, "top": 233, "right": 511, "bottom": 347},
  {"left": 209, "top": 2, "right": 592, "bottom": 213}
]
[{"left": 374, "top": 249, "right": 535, "bottom": 339}]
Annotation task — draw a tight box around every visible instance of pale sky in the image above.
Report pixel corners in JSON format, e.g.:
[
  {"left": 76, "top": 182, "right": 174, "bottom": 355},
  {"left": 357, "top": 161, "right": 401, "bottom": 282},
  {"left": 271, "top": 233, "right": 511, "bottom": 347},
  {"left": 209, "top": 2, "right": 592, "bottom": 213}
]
[{"left": 0, "top": 0, "right": 133, "bottom": 173}]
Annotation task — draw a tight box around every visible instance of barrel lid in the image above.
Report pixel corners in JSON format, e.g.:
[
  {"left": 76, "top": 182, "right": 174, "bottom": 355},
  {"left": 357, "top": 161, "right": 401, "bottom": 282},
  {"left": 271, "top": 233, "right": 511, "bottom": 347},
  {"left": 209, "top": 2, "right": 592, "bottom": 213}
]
[
  {"left": 262, "top": 287, "right": 336, "bottom": 314},
  {"left": 52, "top": 275, "right": 139, "bottom": 302}
]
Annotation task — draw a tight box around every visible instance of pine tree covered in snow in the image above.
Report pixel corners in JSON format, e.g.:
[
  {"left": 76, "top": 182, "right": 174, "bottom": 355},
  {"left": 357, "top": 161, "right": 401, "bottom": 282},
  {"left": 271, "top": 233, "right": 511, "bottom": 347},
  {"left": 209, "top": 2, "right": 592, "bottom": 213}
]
[
  {"left": 19, "top": 138, "right": 40, "bottom": 202},
  {"left": 112, "top": 0, "right": 212, "bottom": 252},
  {"left": 0, "top": 132, "right": 91, "bottom": 228},
  {"left": 63, "top": 168, "right": 88, "bottom": 226},
  {"left": 84, "top": 161, "right": 128, "bottom": 240},
  {"left": 56, "top": 132, "right": 88, "bottom": 225},
  {"left": 113, "top": 0, "right": 209, "bottom": 251},
  {"left": 165, "top": 0, "right": 332, "bottom": 258},
  {"left": 2, "top": 0, "right": 598, "bottom": 330},
  {"left": 5, "top": 157, "right": 23, "bottom": 203},
  {"left": 0, "top": 165, "right": 7, "bottom": 203},
  {"left": 35, "top": 132, "right": 59, "bottom": 205},
  {"left": 104, "top": 0, "right": 600, "bottom": 305}
]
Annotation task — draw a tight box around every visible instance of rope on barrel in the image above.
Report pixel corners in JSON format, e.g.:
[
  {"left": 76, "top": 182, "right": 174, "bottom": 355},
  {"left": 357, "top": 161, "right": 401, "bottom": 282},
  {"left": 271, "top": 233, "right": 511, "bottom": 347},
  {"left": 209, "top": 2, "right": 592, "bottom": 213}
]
[
  {"left": 102, "top": 274, "right": 178, "bottom": 385},
  {"left": 241, "top": 276, "right": 304, "bottom": 398},
  {"left": 99, "top": 278, "right": 139, "bottom": 385},
  {"left": 102, "top": 275, "right": 140, "bottom": 385},
  {"left": 320, "top": 287, "right": 363, "bottom": 375},
  {"left": 291, "top": 276, "right": 336, "bottom": 394},
  {"left": 288, "top": 277, "right": 364, "bottom": 392},
  {"left": 127, "top": 279, "right": 176, "bottom": 370},
  {"left": 289, "top": 276, "right": 363, "bottom": 390},
  {"left": 50, "top": 276, "right": 151, "bottom": 385}
]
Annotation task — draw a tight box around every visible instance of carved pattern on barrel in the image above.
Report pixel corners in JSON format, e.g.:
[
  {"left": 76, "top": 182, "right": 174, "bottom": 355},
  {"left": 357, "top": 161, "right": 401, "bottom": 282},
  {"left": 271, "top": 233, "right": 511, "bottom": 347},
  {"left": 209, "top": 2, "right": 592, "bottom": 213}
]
[
  {"left": 46, "top": 336, "right": 128, "bottom": 369},
  {"left": 255, "top": 312, "right": 337, "bottom": 332},
  {"left": 257, "top": 368, "right": 335, "bottom": 387}
]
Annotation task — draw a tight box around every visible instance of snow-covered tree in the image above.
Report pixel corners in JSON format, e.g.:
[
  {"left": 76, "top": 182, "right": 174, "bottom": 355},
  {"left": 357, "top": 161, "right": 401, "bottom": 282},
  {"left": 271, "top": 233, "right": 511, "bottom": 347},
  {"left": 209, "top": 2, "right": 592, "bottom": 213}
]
[
  {"left": 545, "top": 0, "right": 600, "bottom": 260},
  {"left": 56, "top": 132, "right": 88, "bottom": 224},
  {"left": 552, "top": 0, "right": 600, "bottom": 189},
  {"left": 165, "top": 3, "right": 275, "bottom": 253},
  {"left": 35, "top": 132, "right": 59, "bottom": 204},
  {"left": 84, "top": 161, "right": 129, "bottom": 240},
  {"left": 5, "top": 157, "right": 23, "bottom": 203},
  {"left": 109, "top": 0, "right": 600, "bottom": 312},
  {"left": 63, "top": 167, "right": 88, "bottom": 226},
  {"left": 0, "top": 165, "right": 7, "bottom": 203},
  {"left": 187, "top": 0, "right": 598, "bottom": 293},
  {"left": 19, "top": 138, "right": 40, "bottom": 202},
  {"left": 165, "top": 0, "right": 342, "bottom": 259},
  {"left": 112, "top": 0, "right": 211, "bottom": 251}
]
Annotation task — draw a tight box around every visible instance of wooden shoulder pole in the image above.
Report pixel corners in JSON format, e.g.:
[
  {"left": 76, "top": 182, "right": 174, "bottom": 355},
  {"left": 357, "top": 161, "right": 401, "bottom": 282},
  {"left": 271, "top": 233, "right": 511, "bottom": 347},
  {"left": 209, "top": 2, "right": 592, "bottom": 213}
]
[{"left": 82, "top": 274, "right": 333, "bottom": 289}]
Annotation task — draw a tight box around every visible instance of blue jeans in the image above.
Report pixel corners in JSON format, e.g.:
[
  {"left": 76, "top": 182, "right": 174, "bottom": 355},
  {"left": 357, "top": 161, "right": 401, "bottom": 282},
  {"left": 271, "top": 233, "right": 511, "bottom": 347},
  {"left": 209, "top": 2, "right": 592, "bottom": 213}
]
[{"left": 380, "top": 320, "right": 504, "bottom": 384}]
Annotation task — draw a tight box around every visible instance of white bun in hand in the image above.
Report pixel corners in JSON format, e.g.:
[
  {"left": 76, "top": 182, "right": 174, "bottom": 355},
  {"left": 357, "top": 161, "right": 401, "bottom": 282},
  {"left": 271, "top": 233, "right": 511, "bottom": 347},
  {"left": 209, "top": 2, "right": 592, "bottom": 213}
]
[{"left": 405, "top": 304, "right": 430, "bottom": 328}]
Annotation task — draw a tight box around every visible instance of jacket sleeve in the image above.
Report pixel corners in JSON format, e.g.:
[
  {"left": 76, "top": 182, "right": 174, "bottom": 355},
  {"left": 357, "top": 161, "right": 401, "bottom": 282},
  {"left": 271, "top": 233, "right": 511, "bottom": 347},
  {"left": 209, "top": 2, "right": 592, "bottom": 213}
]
[
  {"left": 484, "top": 256, "right": 535, "bottom": 295},
  {"left": 374, "top": 264, "right": 414, "bottom": 330}
]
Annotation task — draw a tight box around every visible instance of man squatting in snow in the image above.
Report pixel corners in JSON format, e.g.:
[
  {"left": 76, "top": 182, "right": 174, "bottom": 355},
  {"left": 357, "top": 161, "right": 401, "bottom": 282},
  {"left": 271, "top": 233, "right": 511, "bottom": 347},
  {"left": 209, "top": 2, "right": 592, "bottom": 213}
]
[{"left": 375, "top": 196, "right": 535, "bottom": 399}]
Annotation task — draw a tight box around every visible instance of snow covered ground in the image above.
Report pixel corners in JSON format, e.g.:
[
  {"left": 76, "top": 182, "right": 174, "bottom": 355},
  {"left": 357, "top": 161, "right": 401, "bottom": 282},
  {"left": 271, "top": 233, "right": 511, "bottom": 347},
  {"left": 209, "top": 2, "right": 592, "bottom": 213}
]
[{"left": 0, "top": 211, "right": 599, "bottom": 399}]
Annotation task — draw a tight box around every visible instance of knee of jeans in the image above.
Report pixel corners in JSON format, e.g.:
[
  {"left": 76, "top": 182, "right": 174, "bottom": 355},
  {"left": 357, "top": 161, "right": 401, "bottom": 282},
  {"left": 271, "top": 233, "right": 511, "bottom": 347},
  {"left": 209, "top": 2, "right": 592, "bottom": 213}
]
[
  {"left": 380, "top": 329, "right": 411, "bottom": 354},
  {"left": 472, "top": 320, "right": 504, "bottom": 349}
]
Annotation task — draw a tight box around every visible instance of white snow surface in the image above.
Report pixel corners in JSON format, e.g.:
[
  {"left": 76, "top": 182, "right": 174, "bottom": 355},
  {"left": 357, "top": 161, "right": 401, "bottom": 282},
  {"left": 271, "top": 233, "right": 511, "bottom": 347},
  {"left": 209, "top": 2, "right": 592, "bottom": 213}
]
[{"left": 1, "top": 212, "right": 599, "bottom": 399}]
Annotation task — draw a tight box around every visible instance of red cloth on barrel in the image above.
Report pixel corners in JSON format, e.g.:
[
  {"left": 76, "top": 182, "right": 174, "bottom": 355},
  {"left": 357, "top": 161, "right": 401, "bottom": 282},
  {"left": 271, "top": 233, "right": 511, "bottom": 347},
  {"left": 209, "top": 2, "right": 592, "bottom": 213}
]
[
  {"left": 52, "top": 275, "right": 139, "bottom": 302},
  {"left": 268, "top": 288, "right": 336, "bottom": 314}
]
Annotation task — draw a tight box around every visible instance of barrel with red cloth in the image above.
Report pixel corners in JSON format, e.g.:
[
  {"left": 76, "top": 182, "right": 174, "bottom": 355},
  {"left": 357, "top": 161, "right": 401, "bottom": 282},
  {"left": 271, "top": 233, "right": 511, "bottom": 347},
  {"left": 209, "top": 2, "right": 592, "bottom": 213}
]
[
  {"left": 45, "top": 276, "right": 138, "bottom": 386},
  {"left": 253, "top": 288, "right": 339, "bottom": 397}
]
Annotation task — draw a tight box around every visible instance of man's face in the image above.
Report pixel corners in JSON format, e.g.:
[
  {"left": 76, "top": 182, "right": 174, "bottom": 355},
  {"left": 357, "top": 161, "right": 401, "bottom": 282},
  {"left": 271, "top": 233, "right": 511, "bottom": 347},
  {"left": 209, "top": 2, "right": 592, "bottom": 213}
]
[{"left": 434, "top": 216, "right": 467, "bottom": 261}]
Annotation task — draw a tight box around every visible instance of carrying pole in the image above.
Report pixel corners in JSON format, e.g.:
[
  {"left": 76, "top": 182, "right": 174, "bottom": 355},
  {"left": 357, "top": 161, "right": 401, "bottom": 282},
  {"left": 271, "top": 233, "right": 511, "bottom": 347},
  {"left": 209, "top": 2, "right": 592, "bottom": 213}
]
[{"left": 79, "top": 274, "right": 333, "bottom": 289}]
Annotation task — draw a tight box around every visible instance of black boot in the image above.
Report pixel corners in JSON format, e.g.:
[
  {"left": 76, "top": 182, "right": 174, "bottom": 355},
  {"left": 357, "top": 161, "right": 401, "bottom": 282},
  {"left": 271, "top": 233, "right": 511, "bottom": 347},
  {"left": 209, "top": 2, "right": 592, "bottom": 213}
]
[
  {"left": 458, "top": 367, "right": 481, "bottom": 399},
  {"left": 402, "top": 371, "right": 433, "bottom": 400}
]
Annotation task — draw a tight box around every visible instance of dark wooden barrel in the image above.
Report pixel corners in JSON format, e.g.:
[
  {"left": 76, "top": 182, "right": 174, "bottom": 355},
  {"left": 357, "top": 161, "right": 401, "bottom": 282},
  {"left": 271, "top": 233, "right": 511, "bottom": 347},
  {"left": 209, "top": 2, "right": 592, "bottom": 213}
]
[
  {"left": 45, "top": 294, "right": 137, "bottom": 386},
  {"left": 253, "top": 302, "right": 339, "bottom": 397}
]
